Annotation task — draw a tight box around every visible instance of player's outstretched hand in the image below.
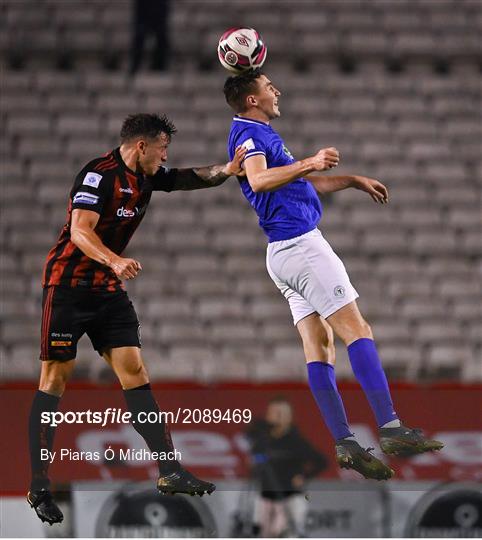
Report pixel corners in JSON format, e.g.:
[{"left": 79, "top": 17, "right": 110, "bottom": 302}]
[
  {"left": 224, "top": 145, "right": 247, "bottom": 176},
  {"left": 312, "top": 147, "right": 340, "bottom": 171},
  {"left": 110, "top": 256, "right": 142, "bottom": 280},
  {"left": 354, "top": 176, "right": 389, "bottom": 204}
]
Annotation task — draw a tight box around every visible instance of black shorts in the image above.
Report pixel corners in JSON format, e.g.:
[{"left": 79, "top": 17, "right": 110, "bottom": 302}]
[{"left": 40, "top": 286, "right": 141, "bottom": 361}]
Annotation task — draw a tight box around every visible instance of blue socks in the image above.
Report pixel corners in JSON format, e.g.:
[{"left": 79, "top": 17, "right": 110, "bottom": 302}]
[
  {"left": 347, "top": 338, "right": 399, "bottom": 427},
  {"left": 307, "top": 339, "right": 399, "bottom": 440},
  {"left": 307, "top": 361, "right": 352, "bottom": 440}
]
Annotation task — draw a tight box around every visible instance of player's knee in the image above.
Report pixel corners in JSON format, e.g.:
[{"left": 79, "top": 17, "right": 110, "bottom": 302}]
[
  {"left": 299, "top": 318, "right": 336, "bottom": 363},
  {"left": 122, "top": 358, "right": 148, "bottom": 382},
  {"left": 359, "top": 319, "right": 373, "bottom": 339},
  {"left": 39, "top": 365, "right": 70, "bottom": 396},
  {"left": 320, "top": 321, "right": 335, "bottom": 357},
  {"left": 317, "top": 333, "right": 333, "bottom": 361},
  {"left": 343, "top": 319, "right": 373, "bottom": 345},
  {"left": 129, "top": 358, "right": 145, "bottom": 375},
  {"left": 324, "top": 340, "right": 336, "bottom": 364},
  {"left": 319, "top": 341, "right": 335, "bottom": 364},
  {"left": 320, "top": 322, "right": 334, "bottom": 346}
]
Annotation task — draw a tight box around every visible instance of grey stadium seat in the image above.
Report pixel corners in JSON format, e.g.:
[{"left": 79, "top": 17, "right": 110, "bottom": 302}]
[{"left": 1, "top": 0, "right": 481, "bottom": 383}]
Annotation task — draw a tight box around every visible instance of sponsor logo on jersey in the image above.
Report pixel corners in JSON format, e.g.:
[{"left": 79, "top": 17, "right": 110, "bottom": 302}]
[
  {"left": 119, "top": 187, "right": 134, "bottom": 194},
  {"left": 117, "top": 207, "right": 136, "bottom": 218},
  {"left": 117, "top": 205, "right": 148, "bottom": 218},
  {"left": 73, "top": 192, "right": 99, "bottom": 205},
  {"left": 82, "top": 172, "right": 102, "bottom": 188},
  {"left": 242, "top": 138, "right": 255, "bottom": 150}
]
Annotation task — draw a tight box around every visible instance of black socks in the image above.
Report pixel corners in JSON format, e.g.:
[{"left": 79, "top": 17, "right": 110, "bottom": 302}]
[
  {"left": 29, "top": 390, "right": 60, "bottom": 491},
  {"left": 123, "top": 383, "right": 180, "bottom": 475},
  {"left": 29, "top": 384, "right": 180, "bottom": 491}
]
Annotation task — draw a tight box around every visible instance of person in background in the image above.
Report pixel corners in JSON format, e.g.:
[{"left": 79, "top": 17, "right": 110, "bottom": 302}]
[
  {"left": 129, "top": 0, "right": 170, "bottom": 73},
  {"left": 246, "top": 396, "right": 328, "bottom": 537}
]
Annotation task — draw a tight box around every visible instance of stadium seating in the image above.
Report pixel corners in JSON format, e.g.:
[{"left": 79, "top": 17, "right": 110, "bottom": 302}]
[{"left": 0, "top": 0, "right": 480, "bottom": 383}]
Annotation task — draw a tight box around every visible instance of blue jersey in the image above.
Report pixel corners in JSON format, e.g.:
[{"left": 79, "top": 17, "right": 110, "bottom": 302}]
[{"left": 228, "top": 116, "right": 322, "bottom": 242}]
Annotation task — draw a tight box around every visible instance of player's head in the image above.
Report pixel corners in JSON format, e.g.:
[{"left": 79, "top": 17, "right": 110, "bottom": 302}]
[
  {"left": 120, "top": 113, "right": 177, "bottom": 175},
  {"left": 266, "top": 396, "right": 293, "bottom": 431},
  {"left": 223, "top": 68, "right": 281, "bottom": 121}
]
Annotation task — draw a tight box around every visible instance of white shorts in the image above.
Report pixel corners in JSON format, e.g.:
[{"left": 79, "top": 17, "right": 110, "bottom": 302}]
[{"left": 266, "top": 228, "right": 359, "bottom": 325}]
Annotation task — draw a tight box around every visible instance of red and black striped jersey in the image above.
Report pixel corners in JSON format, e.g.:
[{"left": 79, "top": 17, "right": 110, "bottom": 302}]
[{"left": 42, "top": 148, "right": 177, "bottom": 291}]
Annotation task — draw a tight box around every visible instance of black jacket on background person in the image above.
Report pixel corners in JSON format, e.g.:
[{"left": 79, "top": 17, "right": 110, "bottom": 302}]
[{"left": 246, "top": 419, "right": 328, "bottom": 501}]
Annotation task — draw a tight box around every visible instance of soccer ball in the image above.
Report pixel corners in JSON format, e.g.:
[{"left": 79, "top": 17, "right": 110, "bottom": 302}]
[{"left": 217, "top": 27, "right": 267, "bottom": 74}]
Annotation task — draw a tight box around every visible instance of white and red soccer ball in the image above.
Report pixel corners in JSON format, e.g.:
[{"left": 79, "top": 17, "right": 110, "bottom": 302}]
[{"left": 217, "top": 27, "right": 267, "bottom": 74}]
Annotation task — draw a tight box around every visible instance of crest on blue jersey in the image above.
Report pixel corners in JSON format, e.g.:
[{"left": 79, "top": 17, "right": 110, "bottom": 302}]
[{"left": 283, "top": 145, "right": 294, "bottom": 159}]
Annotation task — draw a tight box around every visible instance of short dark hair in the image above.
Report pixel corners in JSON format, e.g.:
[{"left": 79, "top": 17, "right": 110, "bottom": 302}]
[
  {"left": 268, "top": 395, "right": 292, "bottom": 407},
  {"left": 120, "top": 113, "right": 177, "bottom": 143},
  {"left": 223, "top": 68, "right": 264, "bottom": 113}
]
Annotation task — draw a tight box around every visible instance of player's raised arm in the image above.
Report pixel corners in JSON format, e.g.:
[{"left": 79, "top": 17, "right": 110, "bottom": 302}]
[
  {"left": 169, "top": 145, "right": 246, "bottom": 191},
  {"left": 70, "top": 209, "right": 142, "bottom": 280},
  {"left": 307, "top": 173, "right": 389, "bottom": 204},
  {"left": 244, "top": 147, "right": 340, "bottom": 193}
]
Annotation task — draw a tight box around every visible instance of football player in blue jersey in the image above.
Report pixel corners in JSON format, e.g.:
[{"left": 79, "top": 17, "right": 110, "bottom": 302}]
[{"left": 224, "top": 69, "right": 443, "bottom": 480}]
